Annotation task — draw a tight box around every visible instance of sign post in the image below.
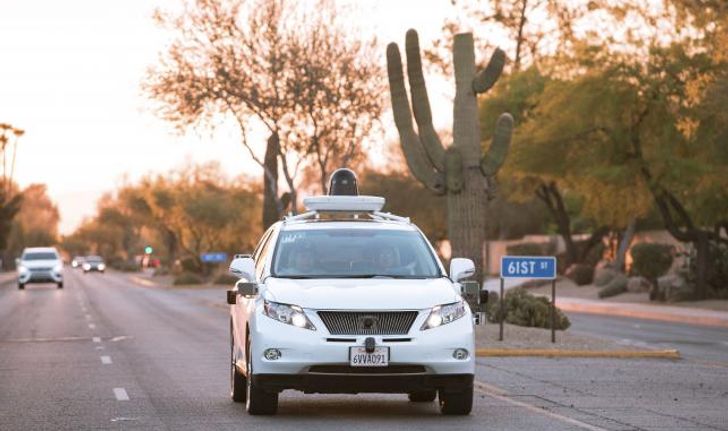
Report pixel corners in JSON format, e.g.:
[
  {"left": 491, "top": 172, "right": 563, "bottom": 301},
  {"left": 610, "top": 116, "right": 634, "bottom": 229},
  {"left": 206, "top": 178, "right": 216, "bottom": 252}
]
[{"left": 500, "top": 256, "right": 558, "bottom": 343}]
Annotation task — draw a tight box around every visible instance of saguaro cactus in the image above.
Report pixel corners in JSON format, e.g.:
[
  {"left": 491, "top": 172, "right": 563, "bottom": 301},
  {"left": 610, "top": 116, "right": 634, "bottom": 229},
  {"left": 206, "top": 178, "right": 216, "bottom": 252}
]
[{"left": 387, "top": 29, "right": 513, "bottom": 280}]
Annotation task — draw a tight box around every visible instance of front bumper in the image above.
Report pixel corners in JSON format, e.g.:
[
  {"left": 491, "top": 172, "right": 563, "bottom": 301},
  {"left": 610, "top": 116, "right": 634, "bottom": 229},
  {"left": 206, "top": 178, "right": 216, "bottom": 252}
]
[
  {"left": 255, "top": 372, "right": 473, "bottom": 394},
  {"left": 245, "top": 306, "right": 475, "bottom": 393},
  {"left": 18, "top": 271, "right": 62, "bottom": 284}
]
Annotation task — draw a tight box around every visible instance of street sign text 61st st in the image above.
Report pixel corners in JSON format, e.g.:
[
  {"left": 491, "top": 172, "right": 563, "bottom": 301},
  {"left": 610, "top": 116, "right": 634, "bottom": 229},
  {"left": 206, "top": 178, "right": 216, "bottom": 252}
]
[
  {"left": 498, "top": 255, "right": 558, "bottom": 343},
  {"left": 500, "top": 256, "right": 557, "bottom": 279}
]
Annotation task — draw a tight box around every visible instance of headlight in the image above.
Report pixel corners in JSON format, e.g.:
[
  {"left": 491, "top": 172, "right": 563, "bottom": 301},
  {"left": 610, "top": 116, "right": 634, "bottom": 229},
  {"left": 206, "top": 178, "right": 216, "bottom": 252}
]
[
  {"left": 53, "top": 264, "right": 63, "bottom": 273},
  {"left": 83, "top": 263, "right": 91, "bottom": 270},
  {"left": 263, "top": 300, "right": 316, "bottom": 331},
  {"left": 18, "top": 265, "right": 28, "bottom": 274},
  {"left": 421, "top": 300, "right": 467, "bottom": 330},
  {"left": 98, "top": 263, "right": 106, "bottom": 271}
]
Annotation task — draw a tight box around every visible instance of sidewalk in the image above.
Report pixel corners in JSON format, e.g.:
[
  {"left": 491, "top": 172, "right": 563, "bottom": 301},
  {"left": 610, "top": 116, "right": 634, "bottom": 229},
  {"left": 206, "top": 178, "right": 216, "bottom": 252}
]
[{"left": 555, "top": 296, "right": 728, "bottom": 328}]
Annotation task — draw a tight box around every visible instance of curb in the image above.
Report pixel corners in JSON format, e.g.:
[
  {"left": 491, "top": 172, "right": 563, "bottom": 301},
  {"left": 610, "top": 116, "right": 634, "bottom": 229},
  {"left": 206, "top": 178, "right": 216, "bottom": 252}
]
[
  {"left": 557, "top": 300, "right": 728, "bottom": 329},
  {"left": 129, "top": 275, "right": 158, "bottom": 288},
  {"left": 476, "top": 348, "right": 681, "bottom": 359}
]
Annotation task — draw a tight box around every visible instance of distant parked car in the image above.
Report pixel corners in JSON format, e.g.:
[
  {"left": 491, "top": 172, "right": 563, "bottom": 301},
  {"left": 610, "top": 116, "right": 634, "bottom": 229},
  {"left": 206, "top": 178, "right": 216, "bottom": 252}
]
[
  {"left": 82, "top": 256, "right": 106, "bottom": 273},
  {"left": 17, "top": 247, "right": 64, "bottom": 289},
  {"left": 71, "top": 256, "right": 85, "bottom": 268}
]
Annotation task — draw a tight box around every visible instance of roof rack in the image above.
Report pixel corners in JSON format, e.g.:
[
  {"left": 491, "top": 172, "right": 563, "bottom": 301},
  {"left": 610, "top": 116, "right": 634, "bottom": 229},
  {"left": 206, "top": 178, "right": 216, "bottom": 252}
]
[{"left": 283, "top": 196, "right": 410, "bottom": 224}]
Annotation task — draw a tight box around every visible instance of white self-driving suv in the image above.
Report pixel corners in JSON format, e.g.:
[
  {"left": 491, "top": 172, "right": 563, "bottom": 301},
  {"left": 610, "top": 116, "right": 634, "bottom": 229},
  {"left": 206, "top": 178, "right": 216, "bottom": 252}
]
[
  {"left": 17, "top": 247, "right": 64, "bottom": 289},
  {"left": 227, "top": 196, "right": 479, "bottom": 415}
]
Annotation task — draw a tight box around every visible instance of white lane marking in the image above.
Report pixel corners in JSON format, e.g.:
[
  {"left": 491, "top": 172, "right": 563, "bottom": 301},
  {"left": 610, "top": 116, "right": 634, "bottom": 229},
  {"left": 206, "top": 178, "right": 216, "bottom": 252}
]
[
  {"left": 88, "top": 323, "right": 96, "bottom": 329},
  {"left": 474, "top": 381, "right": 607, "bottom": 431},
  {"left": 113, "top": 388, "right": 129, "bottom": 401},
  {"left": 92, "top": 337, "right": 101, "bottom": 343},
  {"left": 100, "top": 356, "right": 112, "bottom": 364}
]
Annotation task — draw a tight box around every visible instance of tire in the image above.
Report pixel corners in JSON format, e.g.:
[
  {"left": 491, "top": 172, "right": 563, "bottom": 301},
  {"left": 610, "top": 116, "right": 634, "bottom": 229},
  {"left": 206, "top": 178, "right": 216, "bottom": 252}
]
[
  {"left": 57, "top": 282, "right": 63, "bottom": 289},
  {"left": 230, "top": 323, "right": 246, "bottom": 403},
  {"left": 409, "top": 390, "right": 437, "bottom": 402},
  {"left": 245, "top": 336, "right": 278, "bottom": 415},
  {"left": 18, "top": 283, "right": 25, "bottom": 290},
  {"left": 439, "top": 386, "right": 473, "bottom": 415}
]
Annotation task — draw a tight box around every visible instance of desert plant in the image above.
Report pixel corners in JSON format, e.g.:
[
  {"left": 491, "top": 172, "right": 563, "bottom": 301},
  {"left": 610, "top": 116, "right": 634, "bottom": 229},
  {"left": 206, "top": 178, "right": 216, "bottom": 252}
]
[
  {"left": 487, "top": 288, "right": 570, "bottom": 330},
  {"left": 598, "top": 273, "right": 628, "bottom": 298},
  {"left": 565, "top": 263, "right": 594, "bottom": 286},
  {"left": 387, "top": 29, "right": 513, "bottom": 280},
  {"left": 630, "top": 243, "right": 673, "bottom": 290},
  {"left": 173, "top": 271, "right": 204, "bottom": 286}
]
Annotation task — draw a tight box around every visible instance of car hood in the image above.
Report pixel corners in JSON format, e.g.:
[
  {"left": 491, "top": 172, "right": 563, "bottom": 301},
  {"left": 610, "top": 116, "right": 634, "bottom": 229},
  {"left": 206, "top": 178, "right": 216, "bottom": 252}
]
[
  {"left": 263, "top": 277, "right": 460, "bottom": 310},
  {"left": 20, "top": 260, "right": 60, "bottom": 269}
]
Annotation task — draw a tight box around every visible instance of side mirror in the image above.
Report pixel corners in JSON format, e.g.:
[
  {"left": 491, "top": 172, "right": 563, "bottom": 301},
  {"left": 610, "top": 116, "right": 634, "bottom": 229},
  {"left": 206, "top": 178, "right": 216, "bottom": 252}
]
[
  {"left": 236, "top": 280, "right": 258, "bottom": 296},
  {"left": 450, "top": 258, "right": 475, "bottom": 282},
  {"left": 229, "top": 256, "right": 256, "bottom": 282},
  {"left": 226, "top": 280, "right": 259, "bottom": 305}
]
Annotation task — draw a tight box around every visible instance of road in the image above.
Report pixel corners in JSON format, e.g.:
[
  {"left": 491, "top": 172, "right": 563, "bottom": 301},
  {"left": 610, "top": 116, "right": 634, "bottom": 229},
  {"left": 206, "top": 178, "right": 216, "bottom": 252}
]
[
  {"left": 568, "top": 311, "right": 728, "bottom": 365},
  {"left": 1, "top": 270, "right": 727, "bottom": 431}
]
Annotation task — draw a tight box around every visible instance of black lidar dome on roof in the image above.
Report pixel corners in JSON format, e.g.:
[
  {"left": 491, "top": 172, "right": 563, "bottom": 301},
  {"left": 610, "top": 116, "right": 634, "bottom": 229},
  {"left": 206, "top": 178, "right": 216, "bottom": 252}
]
[{"left": 328, "top": 168, "right": 359, "bottom": 196}]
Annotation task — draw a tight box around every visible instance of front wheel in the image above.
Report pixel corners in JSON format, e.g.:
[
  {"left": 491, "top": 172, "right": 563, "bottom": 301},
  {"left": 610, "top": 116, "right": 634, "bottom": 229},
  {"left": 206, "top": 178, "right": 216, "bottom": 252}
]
[
  {"left": 439, "top": 386, "right": 473, "bottom": 415},
  {"left": 245, "top": 336, "right": 278, "bottom": 415},
  {"left": 18, "top": 283, "right": 25, "bottom": 290},
  {"left": 57, "top": 282, "right": 63, "bottom": 289},
  {"left": 230, "top": 324, "right": 246, "bottom": 402}
]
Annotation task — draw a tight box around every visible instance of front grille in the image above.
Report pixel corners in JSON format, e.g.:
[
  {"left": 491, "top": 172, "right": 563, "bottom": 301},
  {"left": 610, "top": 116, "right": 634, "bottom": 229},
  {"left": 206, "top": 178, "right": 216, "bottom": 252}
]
[
  {"left": 317, "top": 311, "right": 418, "bottom": 335},
  {"left": 308, "top": 365, "right": 426, "bottom": 374},
  {"left": 29, "top": 267, "right": 52, "bottom": 273}
]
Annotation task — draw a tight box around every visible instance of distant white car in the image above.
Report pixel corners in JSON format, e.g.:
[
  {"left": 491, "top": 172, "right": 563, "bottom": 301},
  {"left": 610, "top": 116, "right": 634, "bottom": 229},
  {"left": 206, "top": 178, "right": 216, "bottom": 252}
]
[
  {"left": 227, "top": 195, "right": 479, "bottom": 415},
  {"left": 17, "top": 247, "right": 64, "bottom": 289}
]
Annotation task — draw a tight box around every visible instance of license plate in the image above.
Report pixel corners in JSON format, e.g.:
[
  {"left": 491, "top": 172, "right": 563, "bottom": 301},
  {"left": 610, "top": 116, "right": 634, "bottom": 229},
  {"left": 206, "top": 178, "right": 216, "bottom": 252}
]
[{"left": 349, "top": 346, "right": 389, "bottom": 367}]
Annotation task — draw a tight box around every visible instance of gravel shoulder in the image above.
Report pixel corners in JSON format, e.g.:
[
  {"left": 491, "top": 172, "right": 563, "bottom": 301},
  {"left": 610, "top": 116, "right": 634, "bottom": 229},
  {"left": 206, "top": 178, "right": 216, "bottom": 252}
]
[{"left": 475, "top": 321, "right": 653, "bottom": 352}]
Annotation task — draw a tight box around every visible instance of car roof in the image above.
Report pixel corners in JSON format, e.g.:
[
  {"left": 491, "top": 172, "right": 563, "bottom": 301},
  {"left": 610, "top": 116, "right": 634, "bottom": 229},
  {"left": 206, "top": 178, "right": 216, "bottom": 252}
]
[{"left": 280, "top": 220, "right": 418, "bottom": 232}]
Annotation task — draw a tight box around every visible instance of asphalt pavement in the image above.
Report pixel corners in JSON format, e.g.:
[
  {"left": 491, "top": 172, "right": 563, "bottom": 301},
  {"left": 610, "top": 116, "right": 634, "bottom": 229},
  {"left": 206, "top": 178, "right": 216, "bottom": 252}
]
[
  {"left": 0, "top": 270, "right": 726, "bottom": 430},
  {"left": 567, "top": 312, "right": 728, "bottom": 365}
]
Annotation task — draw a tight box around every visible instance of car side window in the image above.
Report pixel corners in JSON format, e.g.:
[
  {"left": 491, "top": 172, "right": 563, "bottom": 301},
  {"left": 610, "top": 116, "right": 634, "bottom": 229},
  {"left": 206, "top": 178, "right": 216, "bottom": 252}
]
[
  {"left": 255, "top": 229, "right": 277, "bottom": 280},
  {"left": 252, "top": 227, "right": 274, "bottom": 262}
]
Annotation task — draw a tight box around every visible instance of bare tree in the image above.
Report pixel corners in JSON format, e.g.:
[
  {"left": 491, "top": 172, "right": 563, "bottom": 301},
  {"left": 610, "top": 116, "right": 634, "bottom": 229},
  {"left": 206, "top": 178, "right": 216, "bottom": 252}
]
[{"left": 145, "top": 0, "right": 384, "bottom": 220}]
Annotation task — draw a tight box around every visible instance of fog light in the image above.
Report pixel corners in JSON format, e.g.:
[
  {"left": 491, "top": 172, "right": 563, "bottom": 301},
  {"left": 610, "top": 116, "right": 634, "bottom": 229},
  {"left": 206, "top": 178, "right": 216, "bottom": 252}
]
[
  {"left": 263, "top": 348, "right": 282, "bottom": 360},
  {"left": 453, "top": 348, "right": 469, "bottom": 360}
]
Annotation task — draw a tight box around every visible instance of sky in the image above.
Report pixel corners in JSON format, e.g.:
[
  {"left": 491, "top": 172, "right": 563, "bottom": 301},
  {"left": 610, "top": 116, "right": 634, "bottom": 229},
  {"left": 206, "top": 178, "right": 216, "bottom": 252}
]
[{"left": 0, "top": 0, "right": 472, "bottom": 234}]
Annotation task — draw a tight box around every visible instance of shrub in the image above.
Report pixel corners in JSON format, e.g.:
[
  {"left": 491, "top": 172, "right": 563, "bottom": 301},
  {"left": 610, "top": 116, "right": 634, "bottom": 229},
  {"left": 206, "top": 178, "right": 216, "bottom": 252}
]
[
  {"left": 153, "top": 267, "right": 170, "bottom": 276},
  {"left": 112, "top": 260, "right": 139, "bottom": 272},
  {"left": 598, "top": 273, "right": 628, "bottom": 298},
  {"left": 173, "top": 272, "right": 204, "bottom": 285},
  {"left": 506, "top": 242, "right": 553, "bottom": 257},
  {"left": 486, "top": 288, "right": 570, "bottom": 330},
  {"left": 565, "top": 264, "right": 594, "bottom": 286},
  {"left": 213, "top": 272, "right": 240, "bottom": 285},
  {"left": 630, "top": 243, "right": 673, "bottom": 285},
  {"left": 179, "top": 256, "right": 202, "bottom": 274},
  {"left": 594, "top": 267, "right": 618, "bottom": 287}
]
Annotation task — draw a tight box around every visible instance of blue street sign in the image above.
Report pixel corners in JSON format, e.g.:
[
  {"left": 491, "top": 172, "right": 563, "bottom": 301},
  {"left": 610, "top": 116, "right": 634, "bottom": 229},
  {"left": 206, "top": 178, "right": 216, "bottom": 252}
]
[
  {"left": 200, "top": 252, "right": 228, "bottom": 264},
  {"left": 500, "top": 256, "right": 557, "bottom": 279}
]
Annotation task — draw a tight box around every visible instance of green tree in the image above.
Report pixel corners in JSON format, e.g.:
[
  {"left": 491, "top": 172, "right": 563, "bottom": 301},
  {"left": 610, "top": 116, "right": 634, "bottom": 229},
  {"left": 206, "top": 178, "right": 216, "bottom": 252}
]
[{"left": 145, "top": 0, "right": 384, "bottom": 226}]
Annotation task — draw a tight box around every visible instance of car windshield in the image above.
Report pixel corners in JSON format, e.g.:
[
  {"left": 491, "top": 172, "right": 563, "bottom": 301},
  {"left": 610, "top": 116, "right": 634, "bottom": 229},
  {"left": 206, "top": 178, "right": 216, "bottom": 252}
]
[
  {"left": 272, "top": 228, "right": 441, "bottom": 279},
  {"left": 86, "top": 256, "right": 103, "bottom": 262},
  {"left": 22, "top": 252, "right": 58, "bottom": 261}
]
